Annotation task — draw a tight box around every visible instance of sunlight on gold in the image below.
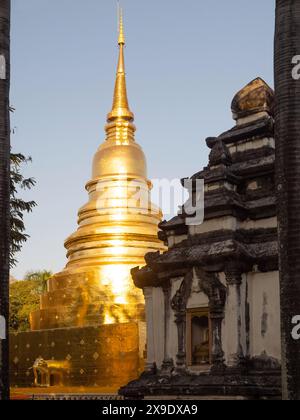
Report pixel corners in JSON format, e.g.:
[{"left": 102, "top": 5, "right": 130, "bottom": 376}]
[
  {"left": 112, "top": 185, "right": 127, "bottom": 199},
  {"left": 104, "top": 313, "right": 115, "bottom": 325},
  {"left": 99, "top": 262, "right": 136, "bottom": 324},
  {"left": 110, "top": 240, "right": 127, "bottom": 256},
  {"left": 100, "top": 263, "right": 130, "bottom": 304},
  {"left": 111, "top": 214, "right": 125, "bottom": 222}
]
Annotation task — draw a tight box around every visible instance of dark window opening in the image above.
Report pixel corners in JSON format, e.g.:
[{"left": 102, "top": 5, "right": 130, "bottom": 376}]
[
  {"left": 191, "top": 315, "right": 210, "bottom": 365},
  {"left": 187, "top": 309, "right": 211, "bottom": 366}
]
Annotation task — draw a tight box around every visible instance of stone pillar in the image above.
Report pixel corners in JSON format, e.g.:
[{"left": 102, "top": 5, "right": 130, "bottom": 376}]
[
  {"left": 194, "top": 268, "right": 227, "bottom": 372},
  {"left": 210, "top": 311, "right": 225, "bottom": 371},
  {"left": 161, "top": 282, "right": 174, "bottom": 373},
  {"left": 170, "top": 271, "right": 193, "bottom": 372},
  {"left": 225, "top": 265, "right": 244, "bottom": 368},
  {"left": 175, "top": 310, "right": 186, "bottom": 371},
  {"left": 143, "top": 287, "right": 156, "bottom": 373}
]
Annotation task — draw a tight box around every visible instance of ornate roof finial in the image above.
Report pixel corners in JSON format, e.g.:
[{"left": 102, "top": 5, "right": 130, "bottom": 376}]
[
  {"left": 118, "top": 3, "right": 125, "bottom": 45},
  {"left": 231, "top": 78, "right": 274, "bottom": 121},
  {"left": 107, "top": 4, "right": 134, "bottom": 122}
]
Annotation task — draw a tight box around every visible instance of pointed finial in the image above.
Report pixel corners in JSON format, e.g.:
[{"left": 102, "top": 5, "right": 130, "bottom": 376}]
[
  {"left": 118, "top": 3, "right": 125, "bottom": 45},
  {"left": 107, "top": 3, "right": 133, "bottom": 122}
]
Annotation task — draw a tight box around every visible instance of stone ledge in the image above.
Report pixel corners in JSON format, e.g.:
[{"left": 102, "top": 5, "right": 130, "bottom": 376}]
[{"left": 119, "top": 370, "right": 281, "bottom": 400}]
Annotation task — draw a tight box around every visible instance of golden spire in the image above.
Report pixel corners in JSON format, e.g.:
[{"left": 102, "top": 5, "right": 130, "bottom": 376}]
[
  {"left": 118, "top": 5, "right": 125, "bottom": 45},
  {"left": 107, "top": 5, "right": 134, "bottom": 122}
]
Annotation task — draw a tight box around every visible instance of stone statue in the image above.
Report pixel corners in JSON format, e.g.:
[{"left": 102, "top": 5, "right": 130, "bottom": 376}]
[{"left": 33, "top": 357, "right": 70, "bottom": 387}]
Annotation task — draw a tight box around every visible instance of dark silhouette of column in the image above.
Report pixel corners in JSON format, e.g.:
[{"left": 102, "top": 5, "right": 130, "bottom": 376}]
[{"left": 274, "top": 0, "right": 300, "bottom": 400}]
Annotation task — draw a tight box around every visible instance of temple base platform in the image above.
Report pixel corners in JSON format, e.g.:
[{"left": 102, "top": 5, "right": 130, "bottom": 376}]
[{"left": 10, "top": 322, "right": 145, "bottom": 393}]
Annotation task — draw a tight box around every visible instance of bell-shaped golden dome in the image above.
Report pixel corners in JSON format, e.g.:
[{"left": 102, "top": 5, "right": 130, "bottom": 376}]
[{"left": 92, "top": 134, "right": 147, "bottom": 180}]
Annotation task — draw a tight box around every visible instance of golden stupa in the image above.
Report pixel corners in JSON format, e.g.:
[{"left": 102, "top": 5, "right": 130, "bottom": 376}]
[{"left": 30, "top": 10, "right": 165, "bottom": 331}]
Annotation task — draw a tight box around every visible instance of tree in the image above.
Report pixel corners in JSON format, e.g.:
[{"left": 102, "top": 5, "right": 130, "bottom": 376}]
[
  {"left": 9, "top": 270, "right": 52, "bottom": 332},
  {"left": 10, "top": 153, "right": 36, "bottom": 267},
  {"left": 0, "top": 0, "right": 11, "bottom": 401},
  {"left": 274, "top": 0, "right": 300, "bottom": 400},
  {"left": 24, "top": 270, "right": 52, "bottom": 293}
]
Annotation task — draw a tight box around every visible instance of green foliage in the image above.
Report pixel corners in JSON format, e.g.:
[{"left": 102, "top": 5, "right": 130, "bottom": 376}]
[
  {"left": 24, "top": 270, "right": 53, "bottom": 293},
  {"left": 9, "top": 270, "right": 52, "bottom": 332},
  {"left": 10, "top": 153, "right": 37, "bottom": 267}
]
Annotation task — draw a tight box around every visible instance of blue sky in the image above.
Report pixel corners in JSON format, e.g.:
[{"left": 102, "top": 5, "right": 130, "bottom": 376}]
[{"left": 11, "top": 0, "right": 275, "bottom": 279}]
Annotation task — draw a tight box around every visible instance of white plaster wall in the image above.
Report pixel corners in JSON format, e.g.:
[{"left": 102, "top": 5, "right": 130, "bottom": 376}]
[
  {"left": 174, "top": 235, "right": 188, "bottom": 246},
  {"left": 228, "top": 136, "right": 275, "bottom": 154},
  {"left": 239, "top": 217, "right": 277, "bottom": 230},
  {"left": 247, "top": 271, "right": 281, "bottom": 360},
  {"left": 189, "top": 216, "right": 277, "bottom": 237},
  {"left": 187, "top": 274, "right": 209, "bottom": 309},
  {"left": 236, "top": 111, "right": 269, "bottom": 126},
  {"left": 168, "top": 234, "right": 188, "bottom": 248},
  {"left": 223, "top": 280, "right": 238, "bottom": 364},
  {"left": 189, "top": 216, "right": 238, "bottom": 236},
  {"left": 152, "top": 287, "right": 165, "bottom": 369},
  {"left": 152, "top": 270, "right": 281, "bottom": 369}
]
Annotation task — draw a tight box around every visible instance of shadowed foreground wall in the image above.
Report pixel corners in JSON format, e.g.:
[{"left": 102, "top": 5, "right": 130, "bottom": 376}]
[{"left": 9, "top": 322, "right": 143, "bottom": 390}]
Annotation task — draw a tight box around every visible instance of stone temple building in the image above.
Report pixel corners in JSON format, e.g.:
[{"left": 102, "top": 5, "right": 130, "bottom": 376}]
[
  {"left": 10, "top": 13, "right": 165, "bottom": 391},
  {"left": 121, "top": 78, "right": 282, "bottom": 400}
]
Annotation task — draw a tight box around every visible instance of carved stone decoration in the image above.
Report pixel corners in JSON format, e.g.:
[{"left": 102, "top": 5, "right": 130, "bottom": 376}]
[
  {"left": 143, "top": 287, "right": 157, "bottom": 374},
  {"left": 225, "top": 262, "right": 243, "bottom": 286},
  {"left": 171, "top": 272, "right": 193, "bottom": 314},
  {"left": 161, "top": 281, "right": 174, "bottom": 374},
  {"left": 209, "top": 139, "right": 232, "bottom": 167},
  {"left": 171, "top": 268, "right": 227, "bottom": 372},
  {"left": 171, "top": 271, "right": 193, "bottom": 370},
  {"left": 195, "top": 268, "right": 227, "bottom": 370},
  {"left": 196, "top": 268, "right": 227, "bottom": 311}
]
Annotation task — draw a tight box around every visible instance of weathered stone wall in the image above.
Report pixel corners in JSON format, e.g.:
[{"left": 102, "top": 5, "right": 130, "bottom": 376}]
[
  {"left": 162, "top": 269, "right": 281, "bottom": 368},
  {"left": 10, "top": 322, "right": 143, "bottom": 390},
  {"left": 247, "top": 271, "right": 281, "bottom": 360}
]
